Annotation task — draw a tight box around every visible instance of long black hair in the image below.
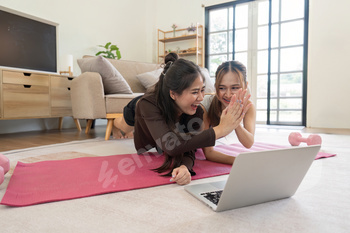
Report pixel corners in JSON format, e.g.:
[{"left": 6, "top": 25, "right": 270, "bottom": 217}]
[{"left": 149, "top": 53, "right": 205, "bottom": 175}]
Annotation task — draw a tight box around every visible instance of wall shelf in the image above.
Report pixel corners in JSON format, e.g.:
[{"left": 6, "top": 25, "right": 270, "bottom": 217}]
[{"left": 157, "top": 24, "right": 204, "bottom": 67}]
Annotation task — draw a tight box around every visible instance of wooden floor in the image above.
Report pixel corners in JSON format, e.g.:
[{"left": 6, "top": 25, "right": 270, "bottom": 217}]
[
  {"left": 0, "top": 126, "right": 106, "bottom": 152},
  {"left": 0, "top": 125, "right": 349, "bottom": 152}
]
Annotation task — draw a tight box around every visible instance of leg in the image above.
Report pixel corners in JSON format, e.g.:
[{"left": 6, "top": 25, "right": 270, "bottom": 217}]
[
  {"left": 105, "top": 113, "right": 122, "bottom": 140},
  {"left": 124, "top": 131, "right": 134, "bottom": 139},
  {"left": 113, "top": 116, "right": 134, "bottom": 139},
  {"left": 74, "top": 118, "right": 82, "bottom": 131},
  {"left": 85, "top": 119, "right": 94, "bottom": 134},
  {"left": 111, "top": 95, "right": 141, "bottom": 139},
  {"left": 105, "top": 119, "right": 114, "bottom": 140},
  {"left": 112, "top": 122, "right": 125, "bottom": 139},
  {"left": 58, "top": 117, "right": 63, "bottom": 130}
]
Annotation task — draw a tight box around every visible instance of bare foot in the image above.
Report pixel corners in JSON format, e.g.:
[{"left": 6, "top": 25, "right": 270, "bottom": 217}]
[
  {"left": 124, "top": 131, "right": 134, "bottom": 139},
  {"left": 112, "top": 126, "right": 125, "bottom": 139},
  {"left": 113, "top": 116, "right": 134, "bottom": 139}
]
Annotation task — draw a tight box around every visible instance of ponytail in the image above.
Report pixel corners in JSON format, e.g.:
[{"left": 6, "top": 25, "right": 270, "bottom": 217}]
[{"left": 151, "top": 53, "right": 179, "bottom": 127}]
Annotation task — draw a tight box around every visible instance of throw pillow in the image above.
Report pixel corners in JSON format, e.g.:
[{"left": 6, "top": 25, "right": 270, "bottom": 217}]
[
  {"left": 136, "top": 68, "right": 163, "bottom": 90},
  {"left": 77, "top": 56, "right": 133, "bottom": 94},
  {"left": 136, "top": 66, "right": 216, "bottom": 94},
  {"left": 200, "top": 67, "right": 216, "bottom": 94}
]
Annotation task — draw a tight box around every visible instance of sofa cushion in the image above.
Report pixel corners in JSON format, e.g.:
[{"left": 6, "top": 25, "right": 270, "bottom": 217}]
[
  {"left": 77, "top": 56, "right": 133, "bottom": 94},
  {"left": 135, "top": 67, "right": 216, "bottom": 94},
  {"left": 136, "top": 68, "right": 163, "bottom": 90},
  {"left": 105, "top": 93, "right": 144, "bottom": 113},
  {"left": 106, "top": 59, "right": 159, "bottom": 93},
  {"left": 200, "top": 67, "right": 216, "bottom": 94}
]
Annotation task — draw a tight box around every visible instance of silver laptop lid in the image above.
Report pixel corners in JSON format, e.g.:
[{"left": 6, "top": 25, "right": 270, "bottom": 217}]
[
  {"left": 185, "top": 145, "right": 321, "bottom": 212},
  {"left": 215, "top": 145, "right": 321, "bottom": 211}
]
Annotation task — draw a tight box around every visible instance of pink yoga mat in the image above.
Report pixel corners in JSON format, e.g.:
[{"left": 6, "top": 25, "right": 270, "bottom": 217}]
[
  {"left": 1, "top": 142, "right": 335, "bottom": 207},
  {"left": 196, "top": 142, "right": 335, "bottom": 160}
]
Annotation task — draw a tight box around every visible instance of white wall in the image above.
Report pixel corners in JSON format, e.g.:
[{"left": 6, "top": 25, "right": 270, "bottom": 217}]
[
  {"left": 307, "top": 0, "right": 350, "bottom": 128},
  {"left": 0, "top": 0, "right": 349, "bottom": 134}
]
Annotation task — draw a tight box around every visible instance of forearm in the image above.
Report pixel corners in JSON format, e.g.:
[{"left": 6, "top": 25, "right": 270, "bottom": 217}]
[
  {"left": 203, "top": 147, "right": 235, "bottom": 164},
  {"left": 158, "top": 128, "right": 216, "bottom": 156},
  {"left": 180, "top": 151, "right": 196, "bottom": 175},
  {"left": 235, "top": 124, "right": 254, "bottom": 148},
  {"left": 235, "top": 103, "right": 256, "bottom": 148},
  {"left": 213, "top": 126, "right": 225, "bottom": 140},
  {"left": 139, "top": 101, "right": 216, "bottom": 157}
]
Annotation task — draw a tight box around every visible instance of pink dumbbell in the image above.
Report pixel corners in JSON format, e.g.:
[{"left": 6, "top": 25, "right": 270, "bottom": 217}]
[
  {"left": 288, "top": 132, "right": 322, "bottom": 146},
  {"left": 0, "top": 153, "right": 10, "bottom": 185}
]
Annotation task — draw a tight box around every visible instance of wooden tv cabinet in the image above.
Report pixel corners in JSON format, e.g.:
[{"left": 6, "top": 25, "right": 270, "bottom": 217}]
[{"left": 0, "top": 68, "right": 81, "bottom": 130}]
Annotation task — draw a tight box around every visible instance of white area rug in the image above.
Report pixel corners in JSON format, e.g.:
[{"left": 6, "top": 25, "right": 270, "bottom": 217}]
[{"left": 0, "top": 128, "right": 349, "bottom": 233}]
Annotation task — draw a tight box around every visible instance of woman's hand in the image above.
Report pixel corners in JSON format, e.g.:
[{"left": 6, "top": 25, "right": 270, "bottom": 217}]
[
  {"left": 213, "top": 89, "right": 243, "bottom": 138},
  {"left": 213, "top": 89, "right": 252, "bottom": 139},
  {"left": 237, "top": 88, "right": 252, "bottom": 117},
  {"left": 234, "top": 90, "right": 256, "bottom": 148},
  {"left": 170, "top": 165, "right": 191, "bottom": 185}
]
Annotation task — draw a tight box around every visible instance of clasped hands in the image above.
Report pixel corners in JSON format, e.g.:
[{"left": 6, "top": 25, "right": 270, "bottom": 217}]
[{"left": 218, "top": 88, "right": 252, "bottom": 137}]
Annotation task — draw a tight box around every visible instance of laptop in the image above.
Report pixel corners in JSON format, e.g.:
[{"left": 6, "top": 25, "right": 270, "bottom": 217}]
[{"left": 185, "top": 145, "right": 321, "bottom": 212}]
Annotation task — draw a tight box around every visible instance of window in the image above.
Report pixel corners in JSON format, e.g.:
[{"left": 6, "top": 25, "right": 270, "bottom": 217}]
[{"left": 205, "top": 0, "right": 308, "bottom": 125}]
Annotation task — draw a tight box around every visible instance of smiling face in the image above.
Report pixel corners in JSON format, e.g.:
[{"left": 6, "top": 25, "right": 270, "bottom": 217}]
[
  {"left": 217, "top": 71, "right": 245, "bottom": 109},
  {"left": 171, "top": 75, "right": 205, "bottom": 115}
]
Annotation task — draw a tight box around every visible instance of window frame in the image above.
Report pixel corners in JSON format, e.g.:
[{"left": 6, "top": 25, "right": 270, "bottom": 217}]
[{"left": 204, "top": 0, "right": 309, "bottom": 126}]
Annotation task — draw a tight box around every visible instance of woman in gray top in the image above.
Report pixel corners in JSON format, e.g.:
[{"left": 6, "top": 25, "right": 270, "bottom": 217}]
[{"left": 201, "top": 61, "right": 256, "bottom": 164}]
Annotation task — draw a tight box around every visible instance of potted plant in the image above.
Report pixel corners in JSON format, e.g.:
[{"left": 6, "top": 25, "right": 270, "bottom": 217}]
[{"left": 96, "top": 42, "right": 121, "bottom": 59}]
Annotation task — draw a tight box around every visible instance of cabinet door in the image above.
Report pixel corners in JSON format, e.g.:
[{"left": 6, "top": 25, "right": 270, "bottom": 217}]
[
  {"left": 3, "top": 83, "right": 50, "bottom": 118},
  {"left": 50, "top": 75, "right": 74, "bottom": 116}
]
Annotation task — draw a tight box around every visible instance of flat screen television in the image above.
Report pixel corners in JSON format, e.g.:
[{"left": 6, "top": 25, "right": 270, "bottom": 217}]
[{"left": 0, "top": 6, "right": 58, "bottom": 73}]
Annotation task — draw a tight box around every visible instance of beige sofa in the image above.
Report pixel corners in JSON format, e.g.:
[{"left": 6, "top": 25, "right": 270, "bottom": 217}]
[{"left": 70, "top": 56, "right": 160, "bottom": 140}]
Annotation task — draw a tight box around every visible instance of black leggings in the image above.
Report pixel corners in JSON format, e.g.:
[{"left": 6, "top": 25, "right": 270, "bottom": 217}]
[{"left": 123, "top": 95, "right": 143, "bottom": 126}]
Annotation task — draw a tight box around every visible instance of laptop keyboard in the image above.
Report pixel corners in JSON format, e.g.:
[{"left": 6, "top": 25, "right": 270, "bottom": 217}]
[{"left": 201, "top": 190, "right": 223, "bottom": 205}]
